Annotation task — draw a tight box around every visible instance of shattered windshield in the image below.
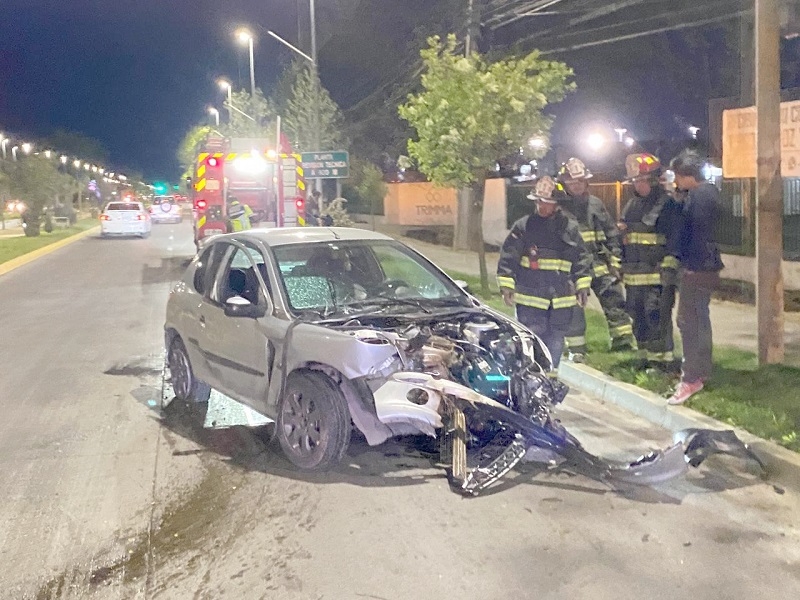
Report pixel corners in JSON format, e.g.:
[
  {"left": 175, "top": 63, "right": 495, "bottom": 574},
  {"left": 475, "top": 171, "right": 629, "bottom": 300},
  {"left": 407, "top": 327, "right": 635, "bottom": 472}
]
[{"left": 272, "top": 240, "right": 465, "bottom": 313}]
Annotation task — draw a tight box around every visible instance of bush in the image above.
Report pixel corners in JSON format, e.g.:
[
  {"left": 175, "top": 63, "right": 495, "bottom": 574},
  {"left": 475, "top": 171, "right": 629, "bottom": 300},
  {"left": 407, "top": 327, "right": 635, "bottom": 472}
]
[{"left": 320, "top": 197, "right": 354, "bottom": 227}]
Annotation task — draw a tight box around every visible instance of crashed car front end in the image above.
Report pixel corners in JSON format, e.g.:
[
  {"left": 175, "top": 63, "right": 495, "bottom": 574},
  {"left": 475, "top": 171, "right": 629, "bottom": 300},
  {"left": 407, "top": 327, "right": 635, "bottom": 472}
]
[{"left": 278, "top": 305, "right": 762, "bottom": 496}]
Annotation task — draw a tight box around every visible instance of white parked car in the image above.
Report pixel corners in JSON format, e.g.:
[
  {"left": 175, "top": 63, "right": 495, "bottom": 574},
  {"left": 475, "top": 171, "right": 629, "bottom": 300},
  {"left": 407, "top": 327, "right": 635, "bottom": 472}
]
[
  {"left": 100, "top": 201, "right": 151, "bottom": 238},
  {"left": 150, "top": 196, "right": 183, "bottom": 224}
]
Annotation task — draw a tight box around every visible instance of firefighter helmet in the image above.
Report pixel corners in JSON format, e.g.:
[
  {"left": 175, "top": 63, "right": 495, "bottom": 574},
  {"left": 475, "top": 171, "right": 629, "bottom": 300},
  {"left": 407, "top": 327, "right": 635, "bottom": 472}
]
[
  {"left": 527, "top": 175, "right": 558, "bottom": 203},
  {"left": 625, "top": 153, "right": 662, "bottom": 183},
  {"left": 557, "top": 157, "right": 593, "bottom": 183}
]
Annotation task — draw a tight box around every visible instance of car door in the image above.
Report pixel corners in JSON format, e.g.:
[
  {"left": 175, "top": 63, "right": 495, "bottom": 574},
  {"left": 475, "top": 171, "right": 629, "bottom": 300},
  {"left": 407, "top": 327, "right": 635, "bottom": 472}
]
[
  {"left": 180, "top": 242, "right": 233, "bottom": 387},
  {"left": 200, "top": 240, "right": 274, "bottom": 408}
]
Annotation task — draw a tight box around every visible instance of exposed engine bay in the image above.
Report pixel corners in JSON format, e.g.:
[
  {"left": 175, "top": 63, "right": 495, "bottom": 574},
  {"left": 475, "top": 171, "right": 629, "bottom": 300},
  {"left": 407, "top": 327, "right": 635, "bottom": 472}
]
[{"left": 328, "top": 308, "right": 764, "bottom": 496}]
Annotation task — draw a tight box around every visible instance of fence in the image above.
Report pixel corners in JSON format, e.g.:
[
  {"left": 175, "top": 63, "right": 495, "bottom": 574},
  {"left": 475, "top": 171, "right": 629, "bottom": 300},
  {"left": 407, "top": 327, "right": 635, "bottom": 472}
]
[{"left": 545, "top": 179, "right": 800, "bottom": 261}]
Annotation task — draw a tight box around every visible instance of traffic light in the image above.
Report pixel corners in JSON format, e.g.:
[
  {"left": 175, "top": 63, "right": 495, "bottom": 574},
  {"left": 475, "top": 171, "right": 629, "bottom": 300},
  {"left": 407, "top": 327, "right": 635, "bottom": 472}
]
[{"left": 153, "top": 181, "right": 168, "bottom": 195}]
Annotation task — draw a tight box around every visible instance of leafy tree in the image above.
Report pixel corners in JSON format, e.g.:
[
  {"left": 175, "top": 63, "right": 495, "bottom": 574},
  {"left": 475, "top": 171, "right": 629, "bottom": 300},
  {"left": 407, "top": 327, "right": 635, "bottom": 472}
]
[
  {"left": 177, "top": 125, "right": 212, "bottom": 176},
  {"left": 3, "top": 155, "right": 73, "bottom": 236},
  {"left": 283, "top": 66, "right": 345, "bottom": 152},
  {"left": 223, "top": 88, "right": 275, "bottom": 137},
  {"left": 46, "top": 129, "right": 109, "bottom": 164},
  {"left": 399, "top": 34, "right": 574, "bottom": 294}
]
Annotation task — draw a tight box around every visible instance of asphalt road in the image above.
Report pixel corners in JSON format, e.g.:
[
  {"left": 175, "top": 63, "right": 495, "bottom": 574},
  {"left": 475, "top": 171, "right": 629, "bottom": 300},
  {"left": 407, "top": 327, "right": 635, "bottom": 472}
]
[{"left": 0, "top": 223, "right": 798, "bottom": 600}]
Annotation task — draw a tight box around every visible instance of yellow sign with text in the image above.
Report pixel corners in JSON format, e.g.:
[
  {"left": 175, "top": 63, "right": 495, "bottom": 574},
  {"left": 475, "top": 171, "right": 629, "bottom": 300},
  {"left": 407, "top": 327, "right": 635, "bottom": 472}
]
[{"left": 723, "top": 100, "right": 800, "bottom": 178}]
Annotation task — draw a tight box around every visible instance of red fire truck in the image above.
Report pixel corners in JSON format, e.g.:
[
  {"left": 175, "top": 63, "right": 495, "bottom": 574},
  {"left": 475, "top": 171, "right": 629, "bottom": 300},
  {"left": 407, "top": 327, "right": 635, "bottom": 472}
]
[{"left": 187, "top": 134, "right": 306, "bottom": 248}]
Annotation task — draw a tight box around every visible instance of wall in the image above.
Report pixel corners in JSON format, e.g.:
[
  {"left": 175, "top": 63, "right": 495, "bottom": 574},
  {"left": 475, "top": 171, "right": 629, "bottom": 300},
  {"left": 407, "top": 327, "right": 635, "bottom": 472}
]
[
  {"left": 721, "top": 254, "right": 800, "bottom": 291},
  {"left": 383, "top": 182, "right": 457, "bottom": 226}
]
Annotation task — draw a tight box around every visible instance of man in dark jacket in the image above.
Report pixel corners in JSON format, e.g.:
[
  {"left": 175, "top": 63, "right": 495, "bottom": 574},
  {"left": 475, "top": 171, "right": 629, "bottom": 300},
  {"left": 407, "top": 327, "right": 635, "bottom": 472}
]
[
  {"left": 667, "top": 150, "right": 724, "bottom": 405},
  {"left": 497, "top": 176, "right": 593, "bottom": 370},
  {"left": 618, "top": 154, "right": 682, "bottom": 367},
  {"left": 558, "top": 157, "right": 635, "bottom": 360}
]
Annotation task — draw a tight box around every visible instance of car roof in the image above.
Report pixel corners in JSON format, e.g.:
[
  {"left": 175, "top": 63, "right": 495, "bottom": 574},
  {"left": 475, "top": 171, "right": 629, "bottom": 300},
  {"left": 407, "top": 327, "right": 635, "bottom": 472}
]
[{"left": 223, "top": 227, "right": 394, "bottom": 248}]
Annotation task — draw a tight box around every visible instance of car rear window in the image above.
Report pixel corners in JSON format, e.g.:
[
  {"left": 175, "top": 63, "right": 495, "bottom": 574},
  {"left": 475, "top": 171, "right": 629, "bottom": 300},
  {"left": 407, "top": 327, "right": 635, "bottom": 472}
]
[{"left": 107, "top": 203, "right": 141, "bottom": 211}]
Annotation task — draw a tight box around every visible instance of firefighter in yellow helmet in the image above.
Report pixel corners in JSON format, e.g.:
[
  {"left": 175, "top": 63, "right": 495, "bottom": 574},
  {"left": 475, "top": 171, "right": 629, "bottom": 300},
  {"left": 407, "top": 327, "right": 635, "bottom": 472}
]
[
  {"left": 557, "top": 157, "right": 635, "bottom": 360},
  {"left": 618, "top": 153, "right": 683, "bottom": 367},
  {"left": 227, "top": 195, "right": 254, "bottom": 232},
  {"left": 496, "top": 175, "right": 593, "bottom": 370}
]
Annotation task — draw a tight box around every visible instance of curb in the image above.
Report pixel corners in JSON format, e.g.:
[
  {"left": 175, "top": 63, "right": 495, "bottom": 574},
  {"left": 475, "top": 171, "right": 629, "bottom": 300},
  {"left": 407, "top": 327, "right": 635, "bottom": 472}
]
[
  {"left": 558, "top": 361, "right": 800, "bottom": 494},
  {"left": 0, "top": 226, "right": 100, "bottom": 278}
]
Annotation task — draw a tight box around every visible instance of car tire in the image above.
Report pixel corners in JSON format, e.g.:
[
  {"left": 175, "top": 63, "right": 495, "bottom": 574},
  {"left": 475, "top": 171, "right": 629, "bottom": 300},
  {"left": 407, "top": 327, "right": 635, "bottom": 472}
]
[
  {"left": 277, "top": 370, "right": 351, "bottom": 471},
  {"left": 168, "top": 337, "right": 211, "bottom": 403},
  {"left": 141, "top": 230, "right": 151, "bottom": 239}
]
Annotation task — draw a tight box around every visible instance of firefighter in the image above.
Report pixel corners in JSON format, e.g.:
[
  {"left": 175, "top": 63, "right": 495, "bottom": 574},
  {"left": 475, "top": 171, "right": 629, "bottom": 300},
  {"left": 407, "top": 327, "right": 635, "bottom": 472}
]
[
  {"left": 618, "top": 154, "right": 682, "bottom": 367},
  {"left": 497, "top": 176, "right": 593, "bottom": 370},
  {"left": 557, "top": 157, "right": 635, "bottom": 360},
  {"left": 227, "top": 195, "right": 254, "bottom": 232}
]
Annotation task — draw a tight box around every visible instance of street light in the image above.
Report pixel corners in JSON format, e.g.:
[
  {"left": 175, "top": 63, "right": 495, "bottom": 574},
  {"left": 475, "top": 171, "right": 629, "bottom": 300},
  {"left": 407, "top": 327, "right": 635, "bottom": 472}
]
[
  {"left": 624, "top": 136, "right": 636, "bottom": 148},
  {"left": 12, "top": 146, "right": 18, "bottom": 160},
  {"left": 73, "top": 159, "right": 81, "bottom": 168},
  {"left": 44, "top": 150, "right": 52, "bottom": 159},
  {"left": 0, "top": 137, "right": 8, "bottom": 159},
  {"left": 614, "top": 128, "right": 628, "bottom": 143},
  {"left": 688, "top": 125, "right": 700, "bottom": 139},
  {"left": 21, "top": 143, "right": 32, "bottom": 155},
  {"left": 235, "top": 28, "right": 256, "bottom": 98},
  {"left": 528, "top": 136, "right": 547, "bottom": 151},
  {"left": 208, "top": 106, "right": 220, "bottom": 126},
  {"left": 586, "top": 132, "right": 607, "bottom": 153},
  {"left": 60, "top": 155, "right": 68, "bottom": 164},
  {"left": 218, "top": 78, "right": 233, "bottom": 120}
]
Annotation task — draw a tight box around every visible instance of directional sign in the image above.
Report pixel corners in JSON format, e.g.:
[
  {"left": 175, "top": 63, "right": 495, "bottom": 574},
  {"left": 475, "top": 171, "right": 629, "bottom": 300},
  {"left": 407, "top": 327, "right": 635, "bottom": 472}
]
[{"left": 300, "top": 151, "right": 350, "bottom": 179}]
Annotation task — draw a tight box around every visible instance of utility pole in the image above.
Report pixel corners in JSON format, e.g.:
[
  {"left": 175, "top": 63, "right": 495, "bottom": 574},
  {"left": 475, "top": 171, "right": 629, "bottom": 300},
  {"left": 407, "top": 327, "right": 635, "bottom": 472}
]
[
  {"left": 755, "top": 0, "right": 784, "bottom": 364},
  {"left": 310, "top": 0, "right": 322, "bottom": 198}
]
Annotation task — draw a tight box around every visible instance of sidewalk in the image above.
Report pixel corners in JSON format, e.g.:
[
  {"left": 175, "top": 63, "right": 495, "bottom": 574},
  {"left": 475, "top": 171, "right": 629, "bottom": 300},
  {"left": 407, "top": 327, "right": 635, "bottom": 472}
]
[{"left": 395, "top": 233, "right": 800, "bottom": 367}]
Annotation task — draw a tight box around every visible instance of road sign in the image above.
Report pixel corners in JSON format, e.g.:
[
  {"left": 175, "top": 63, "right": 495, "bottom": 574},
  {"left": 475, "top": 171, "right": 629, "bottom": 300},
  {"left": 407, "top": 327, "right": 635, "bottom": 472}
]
[{"left": 300, "top": 151, "right": 350, "bottom": 179}]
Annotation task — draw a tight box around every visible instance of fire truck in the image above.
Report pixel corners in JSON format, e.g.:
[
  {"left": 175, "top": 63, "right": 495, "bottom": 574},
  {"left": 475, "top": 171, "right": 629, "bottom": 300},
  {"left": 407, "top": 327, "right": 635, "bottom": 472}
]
[{"left": 187, "top": 134, "right": 306, "bottom": 248}]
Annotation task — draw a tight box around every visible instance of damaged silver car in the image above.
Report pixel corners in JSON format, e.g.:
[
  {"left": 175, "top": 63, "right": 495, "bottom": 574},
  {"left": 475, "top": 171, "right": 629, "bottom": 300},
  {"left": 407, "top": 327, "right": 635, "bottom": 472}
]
[{"left": 164, "top": 228, "right": 762, "bottom": 496}]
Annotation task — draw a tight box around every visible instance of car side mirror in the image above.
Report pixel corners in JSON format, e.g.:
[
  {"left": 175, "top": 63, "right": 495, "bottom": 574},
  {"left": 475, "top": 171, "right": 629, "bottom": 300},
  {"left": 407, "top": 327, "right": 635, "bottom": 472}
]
[
  {"left": 224, "top": 295, "right": 266, "bottom": 318},
  {"left": 454, "top": 279, "right": 471, "bottom": 293}
]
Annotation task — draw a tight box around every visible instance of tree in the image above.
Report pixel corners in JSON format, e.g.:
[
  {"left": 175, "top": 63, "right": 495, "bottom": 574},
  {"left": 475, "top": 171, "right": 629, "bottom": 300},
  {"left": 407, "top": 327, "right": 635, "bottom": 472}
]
[
  {"left": 177, "top": 125, "right": 212, "bottom": 176},
  {"left": 399, "top": 34, "right": 574, "bottom": 294},
  {"left": 3, "top": 155, "right": 73, "bottom": 236},
  {"left": 46, "top": 129, "right": 109, "bottom": 164},
  {"left": 223, "top": 88, "right": 275, "bottom": 137},
  {"left": 283, "top": 65, "right": 345, "bottom": 152}
]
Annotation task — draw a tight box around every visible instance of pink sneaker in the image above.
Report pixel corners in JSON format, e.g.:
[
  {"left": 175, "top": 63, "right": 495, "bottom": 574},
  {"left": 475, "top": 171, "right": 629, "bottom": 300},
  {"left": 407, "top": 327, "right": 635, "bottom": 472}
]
[{"left": 668, "top": 380, "right": 704, "bottom": 405}]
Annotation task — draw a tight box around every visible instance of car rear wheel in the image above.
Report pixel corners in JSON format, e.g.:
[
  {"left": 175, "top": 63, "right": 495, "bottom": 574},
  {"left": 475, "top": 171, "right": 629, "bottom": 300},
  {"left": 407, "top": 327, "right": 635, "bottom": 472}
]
[
  {"left": 277, "top": 371, "right": 351, "bottom": 471},
  {"left": 168, "top": 337, "right": 211, "bottom": 403}
]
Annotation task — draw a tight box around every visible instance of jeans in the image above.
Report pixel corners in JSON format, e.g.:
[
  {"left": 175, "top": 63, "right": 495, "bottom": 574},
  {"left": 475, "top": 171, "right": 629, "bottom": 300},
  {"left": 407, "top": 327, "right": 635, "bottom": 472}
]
[{"left": 677, "top": 270, "right": 719, "bottom": 382}]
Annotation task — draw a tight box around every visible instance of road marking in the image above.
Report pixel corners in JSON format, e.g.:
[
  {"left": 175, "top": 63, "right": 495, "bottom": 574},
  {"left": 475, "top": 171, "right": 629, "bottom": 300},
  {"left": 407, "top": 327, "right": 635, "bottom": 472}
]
[{"left": 0, "top": 226, "right": 100, "bottom": 278}]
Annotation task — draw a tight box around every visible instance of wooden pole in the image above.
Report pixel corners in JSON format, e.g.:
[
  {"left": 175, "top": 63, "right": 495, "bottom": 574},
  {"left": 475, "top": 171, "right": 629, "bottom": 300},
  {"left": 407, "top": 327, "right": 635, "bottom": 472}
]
[{"left": 755, "top": 0, "right": 785, "bottom": 364}]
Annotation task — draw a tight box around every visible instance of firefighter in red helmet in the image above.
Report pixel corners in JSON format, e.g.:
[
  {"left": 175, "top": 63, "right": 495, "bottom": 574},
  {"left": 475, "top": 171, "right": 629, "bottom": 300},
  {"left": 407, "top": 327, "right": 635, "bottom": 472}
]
[{"left": 618, "top": 153, "right": 682, "bottom": 367}]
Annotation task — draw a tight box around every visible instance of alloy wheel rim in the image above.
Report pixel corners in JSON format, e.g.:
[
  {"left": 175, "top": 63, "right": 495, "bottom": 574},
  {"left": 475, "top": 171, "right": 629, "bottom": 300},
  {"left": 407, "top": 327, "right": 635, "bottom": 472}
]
[
  {"left": 282, "top": 391, "right": 323, "bottom": 458},
  {"left": 169, "top": 347, "right": 191, "bottom": 399}
]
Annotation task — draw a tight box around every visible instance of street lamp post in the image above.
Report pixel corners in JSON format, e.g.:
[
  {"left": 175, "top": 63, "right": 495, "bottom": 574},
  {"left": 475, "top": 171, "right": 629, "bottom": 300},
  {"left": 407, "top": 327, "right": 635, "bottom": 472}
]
[
  {"left": 208, "top": 107, "right": 220, "bottom": 126},
  {"left": 218, "top": 79, "right": 233, "bottom": 121},
  {"left": 236, "top": 29, "right": 256, "bottom": 99},
  {"left": 11, "top": 146, "right": 18, "bottom": 160}
]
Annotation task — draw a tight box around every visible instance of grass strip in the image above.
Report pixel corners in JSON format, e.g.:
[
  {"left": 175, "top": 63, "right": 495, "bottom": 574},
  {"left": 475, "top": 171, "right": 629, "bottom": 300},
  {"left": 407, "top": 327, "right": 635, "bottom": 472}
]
[{"left": 0, "top": 219, "right": 97, "bottom": 265}]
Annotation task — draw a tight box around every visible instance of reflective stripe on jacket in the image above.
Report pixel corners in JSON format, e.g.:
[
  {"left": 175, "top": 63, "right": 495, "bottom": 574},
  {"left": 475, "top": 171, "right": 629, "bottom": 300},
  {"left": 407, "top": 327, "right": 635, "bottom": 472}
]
[{"left": 496, "top": 210, "right": 593, "bottom": 311}]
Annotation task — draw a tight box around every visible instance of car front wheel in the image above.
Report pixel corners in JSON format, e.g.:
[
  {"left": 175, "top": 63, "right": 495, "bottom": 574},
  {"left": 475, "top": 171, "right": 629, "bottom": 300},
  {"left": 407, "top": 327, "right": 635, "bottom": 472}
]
[
  {"left": 168, "top": 337, "right": 211, "bottom": 403},
  {"left": 277, "top": 370, "right": 351, "bottom": 471}
]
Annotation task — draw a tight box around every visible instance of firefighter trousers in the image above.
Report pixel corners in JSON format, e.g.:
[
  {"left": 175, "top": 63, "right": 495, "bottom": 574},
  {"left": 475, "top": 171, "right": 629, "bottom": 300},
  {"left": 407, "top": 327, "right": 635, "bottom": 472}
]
[
  {"left": 625, "top": 284, "right": 675, "bottom": 357},
  {"left": 516, "top": 304, "right": 571, "bottom": 369},
  {"left": 565, "top": 274, "right": 634, "bottom": 354}
]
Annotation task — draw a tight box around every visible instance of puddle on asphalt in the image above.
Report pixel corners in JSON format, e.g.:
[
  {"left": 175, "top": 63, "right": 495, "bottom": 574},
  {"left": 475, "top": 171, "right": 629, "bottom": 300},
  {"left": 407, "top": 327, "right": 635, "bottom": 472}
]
[{"left": 33, "top": 462, "right": 243, "bottom": 597}]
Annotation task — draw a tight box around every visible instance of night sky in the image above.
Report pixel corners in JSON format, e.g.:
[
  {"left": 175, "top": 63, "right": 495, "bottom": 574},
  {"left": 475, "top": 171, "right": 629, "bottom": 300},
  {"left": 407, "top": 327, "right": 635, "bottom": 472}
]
[{"left": 2, "top": 1, "right": 792, "bottom": 181}]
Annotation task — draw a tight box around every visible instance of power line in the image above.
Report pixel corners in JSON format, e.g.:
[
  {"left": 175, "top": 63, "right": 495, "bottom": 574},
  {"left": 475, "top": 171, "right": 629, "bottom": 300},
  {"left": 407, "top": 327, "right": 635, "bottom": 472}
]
[{"left": 539, "top": 10, "right": 749, "bottom": 54}]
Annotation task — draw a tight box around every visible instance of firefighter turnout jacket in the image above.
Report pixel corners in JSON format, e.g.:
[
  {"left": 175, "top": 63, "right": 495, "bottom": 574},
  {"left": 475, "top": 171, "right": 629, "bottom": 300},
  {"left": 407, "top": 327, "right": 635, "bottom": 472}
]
[
  {"left": 228, "top": 200, "right": 254, "bottom": 232},
  {"left": 497, "top": 211, "right": 593, "bottom": 311},
  {"left": 559, "top": 194, "right": 622, "bottom": 278},
  {"left": 620, "top": 188, "right": 679, "bottom": 284}
]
